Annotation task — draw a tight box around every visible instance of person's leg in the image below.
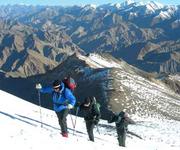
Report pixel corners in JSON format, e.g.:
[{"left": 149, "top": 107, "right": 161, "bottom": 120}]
[
  {"left": 117, "top": 132, "right": 126, "bottom": 147},
  {"left": 86, "top": 121, "right": 95, "bottom": 142},
  {"left": 56, "top": 109, "right": 69, "bottom": 136}
]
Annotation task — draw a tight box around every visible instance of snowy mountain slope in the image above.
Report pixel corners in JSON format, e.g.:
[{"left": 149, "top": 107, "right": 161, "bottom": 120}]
[
  {"left": 1, "top": 51, "right": 179, "bottom": 121},
  {"left": 24, "top": 52, "right": 180, "bottom": 122},
  {"left": 74, "top": 53, "right": 180, "bottom": 120},
  {"left": 0, "top": 90, "right": 123, "bottom": 150},
  {"left": 108, "top": 68, "right": 180, "bottom": 119},
  {"left": 1, "top": 90, "right": 180, "bottom": 150},
  {"left": 162, "top": 74, "right": 180, "bottom": 94},
  {"left": 77, "top": 53, "right": 124, "bottom": 69}
]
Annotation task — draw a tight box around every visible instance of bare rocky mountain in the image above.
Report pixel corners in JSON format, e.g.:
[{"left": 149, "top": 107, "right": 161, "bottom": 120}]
[
  {"left": 0, "top": 20, "right": 83, "bottom": 77},
  {"left": 162, "top": 74, "right": 180, "bottom": 94},
  {"left": 1, "top": 53, "right": 179, "bottom": 120},
  {"left": 0, "top": 1, "right": 179, "bottom": 75}
]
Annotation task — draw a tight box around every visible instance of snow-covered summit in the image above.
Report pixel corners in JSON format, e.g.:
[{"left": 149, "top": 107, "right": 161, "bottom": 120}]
[
  {"left": 113, "top": 3, "right": 121, "bottom": 9},
  {"left": 158, "top": 9, "right": 175, "bottom": 19},
  {"left": 98, "top": 0, "right": 164, "bottom": 9},
  {"left": 94, "top": 1, "right": 168, "bottom": 17},
  {"left": 144, "top": 1, "right": 164, "bottom": 13},
  {"left": 151, "top": 5, "right": 177, "bottom": 22},
  {"left": 147, "top": 1, "right": 164, "bottom": 9},
  {"left": 121, "top": 0, "right": 135, "bottom": 7},
  {"left": 82, "top": 4, "right": 97, "bottom": 11}
]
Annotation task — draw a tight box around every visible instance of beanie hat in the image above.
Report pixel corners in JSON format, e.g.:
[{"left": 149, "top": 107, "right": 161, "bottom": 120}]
[
  {"left": 53, "top": 80, "right": 60, "bottom": 88},
  {"left": 84, "top": 97, "right": 91, "bottom": 105},
  {"left": 119, "top": 111, "right": 126, "bottom": 118}
]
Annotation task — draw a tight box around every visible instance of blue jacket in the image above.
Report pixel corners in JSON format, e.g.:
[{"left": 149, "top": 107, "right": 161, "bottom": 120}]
[{"left": 40, "top": 82, "right": 76, "bottom": 112}]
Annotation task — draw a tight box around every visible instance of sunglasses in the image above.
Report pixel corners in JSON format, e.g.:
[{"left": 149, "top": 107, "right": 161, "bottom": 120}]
[
  {"left": 53, "top": 85, "right": 62, "bottom": 90},
  {"left": 53, "top": 87, "right": 60, "bottom": 90}
]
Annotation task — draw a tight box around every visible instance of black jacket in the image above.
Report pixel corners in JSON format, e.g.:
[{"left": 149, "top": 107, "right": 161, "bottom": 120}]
[
  {"left": 108, "top": 111, "right": 135, "bottom": 132},
  {"left": 80, "top": 99, "right": 101, "bottom": 122}
]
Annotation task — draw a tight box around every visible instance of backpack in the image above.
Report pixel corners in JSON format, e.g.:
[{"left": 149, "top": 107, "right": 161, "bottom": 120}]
[
  {"left": 62, "top": 76, "right": 77, "bottom": 91},
  {"left": 92, "top": 97, "right": 101, "bottom": 114},
  {"left": 95, "top": 102, "right": 101, "bottom": 113},
  {"left": 115, "top": 111, "right": 126, "bottom": 123}
]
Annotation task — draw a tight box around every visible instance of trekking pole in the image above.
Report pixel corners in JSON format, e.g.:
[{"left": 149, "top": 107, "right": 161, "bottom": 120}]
[
  {"left": 69, "top": 113, "right": 75, "bottom": 131},
  {"left": 38, "top": 90, "right": 43, "bottom": 128},
  {"left": 96, "top": 124, "right": 100, "bottom": 134},
  {"left": 127, "top": 131, "right": 143, "bottom": 140},
  {"left": 72, "top": 107, "right": 79, "bottom": 135},
  {"left": 69, "top": 107, "right": 79, "bottom": 136}
]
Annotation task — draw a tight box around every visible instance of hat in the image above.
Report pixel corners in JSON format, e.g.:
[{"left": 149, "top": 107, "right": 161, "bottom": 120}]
[
  {"left": 53, "top": 80, "right": 60, "bottom": 89},
  {"left": 84, "top": 97, "right": 91, "bottom": 106},
  {"left": 118, "top": 111, "right": 126, "bottom": 118}
]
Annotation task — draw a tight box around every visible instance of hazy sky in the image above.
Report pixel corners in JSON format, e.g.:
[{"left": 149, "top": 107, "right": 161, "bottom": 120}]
[{"left": 0, "top": 0, "right": 179, "bottom": 6}]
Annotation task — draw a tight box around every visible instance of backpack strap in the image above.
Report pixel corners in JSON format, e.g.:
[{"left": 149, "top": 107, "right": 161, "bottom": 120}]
[{"left": 62, "top": 88, "right": 66, "bottom": 99}]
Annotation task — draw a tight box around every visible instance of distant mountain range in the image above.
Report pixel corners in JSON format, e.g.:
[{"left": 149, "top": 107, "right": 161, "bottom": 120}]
[
  {"left": 0, "top": 0, "right": 179, "bottom": 77},
  {"left": 0, "top": 20, "right": 83, "bottom": 77}
]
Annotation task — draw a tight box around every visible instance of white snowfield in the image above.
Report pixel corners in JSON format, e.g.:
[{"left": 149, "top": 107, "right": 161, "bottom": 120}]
[{"left": 0, "top": 90, "right": 180, "bottom": 150}]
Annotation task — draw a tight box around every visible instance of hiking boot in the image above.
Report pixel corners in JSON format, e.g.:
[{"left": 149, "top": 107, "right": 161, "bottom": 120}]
[{"left": 62, "top": 132, "right": 68, "bottom": 138}]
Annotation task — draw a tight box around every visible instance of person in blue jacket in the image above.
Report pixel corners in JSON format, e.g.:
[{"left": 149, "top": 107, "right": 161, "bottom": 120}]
[{"left": 36, "top": 79, "right": 76, "bottom": 137}]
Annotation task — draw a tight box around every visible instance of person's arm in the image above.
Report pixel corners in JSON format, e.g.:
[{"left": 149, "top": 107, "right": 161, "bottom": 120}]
[
  {"left": 40, "top": 86, "right": 53, "bottom": 94},
  {"left": 108, "top": 113, "right": 118, "bottom": 123},
  {"left": 65, "top": 88, "right": 76, "bottom": 108},
  {"left": 125, "top": 116, "right": 136, "bottom": 124},
  {"left": 78, "top": 103, "right": 85, "bottom": 112},
  {"left": 74, "top": 101, "right": 81, "bottom": 112}
]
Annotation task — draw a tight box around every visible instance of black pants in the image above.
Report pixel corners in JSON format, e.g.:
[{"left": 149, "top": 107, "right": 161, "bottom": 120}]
[
  {"left": 56, "top": 109, "right": 69, "bottom": 133},
  {"left": 117, "top": 129, "right": 126, "bottom": 147},
  {"left": 85, "top": 120, "right": 95, "bottom": 142}
]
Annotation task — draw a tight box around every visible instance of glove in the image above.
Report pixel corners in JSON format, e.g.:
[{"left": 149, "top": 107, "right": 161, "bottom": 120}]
[
  {"left": 67, "top": 104, "right": 73, "bottom": 109},
  {"left": 36, "top": 83, "right": 42, "bottom": 90},
  {"left": 75, "top": 102, "right": 81, "bottom": 107},
  {"left": 94, "top": 119, "right": 99, "bottom": 125}
]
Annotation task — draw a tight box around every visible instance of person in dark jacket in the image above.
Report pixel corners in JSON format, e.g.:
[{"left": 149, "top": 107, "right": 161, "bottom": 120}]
[
  {"left": 79, "top": 96, "right": 101, "bottom": 142},
  {"left": 108, "top": 111, "right": 135, "bottom": 147},
  {"left": 36, "top": 80, "right": 76, "bottom": 138}
]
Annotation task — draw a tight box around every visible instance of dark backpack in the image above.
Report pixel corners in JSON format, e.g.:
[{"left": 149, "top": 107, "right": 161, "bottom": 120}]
[{"left": 62, "top": 76, "right": 77, "bottom": 91}]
